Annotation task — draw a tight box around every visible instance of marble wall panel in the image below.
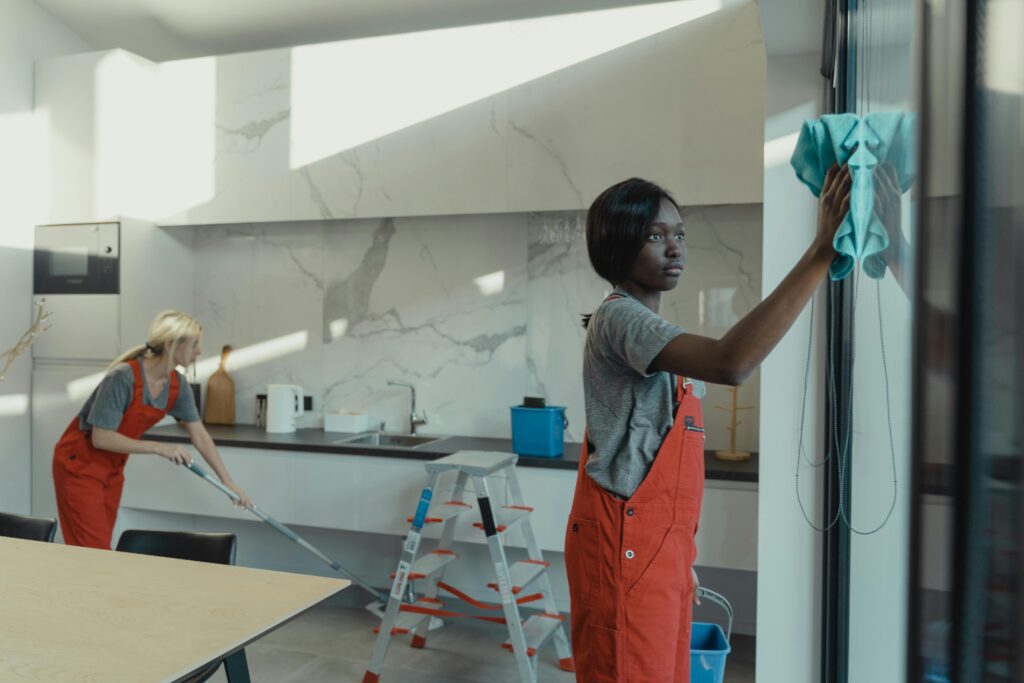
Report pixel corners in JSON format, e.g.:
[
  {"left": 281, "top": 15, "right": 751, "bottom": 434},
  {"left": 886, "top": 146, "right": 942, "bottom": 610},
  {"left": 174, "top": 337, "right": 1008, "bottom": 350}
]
[
  {"left": 291, "top": 93, "right": 510, "bottom": 220},
  {"left": 190, "top": 203, "right": 762, "bottom": 451},
  {"left": 168, "top": 50, "right": 294, "bottom": 225},
  {"left": 506, "top": 3, "right": 764, "bottom": 212},
  {"left": 154, "top": 3, "right": 763, "bottom": 227},
  {"left": 525, "top": 211, "right": 606, "bottom": 443},
  {"left": 320, "top": 213, "right": 529, "bottom": 437},
  {"left": 665, "top": 204, "right": 764, "bottom": 454},
  {"left": 192, "top": 221, "right": 325, "bottom": 427}
]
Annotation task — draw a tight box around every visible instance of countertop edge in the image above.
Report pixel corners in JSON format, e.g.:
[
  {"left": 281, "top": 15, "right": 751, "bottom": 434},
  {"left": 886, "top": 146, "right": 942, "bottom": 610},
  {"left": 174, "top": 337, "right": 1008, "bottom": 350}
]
[{"left": 145, "top": 425, "right": 760, "bottom": 483}]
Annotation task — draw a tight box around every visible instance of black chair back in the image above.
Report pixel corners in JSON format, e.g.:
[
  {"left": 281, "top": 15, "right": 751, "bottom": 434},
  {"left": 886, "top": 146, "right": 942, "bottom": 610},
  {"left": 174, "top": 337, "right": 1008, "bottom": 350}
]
[
  {"left": 0, "top": 511, "right": 57, "bottom": 542},
  {"left": 115, "top": 530, "right": 237, "bottom": 566},
  {"left": 115, "top": 529, "right": 241, "bottom": 683}
]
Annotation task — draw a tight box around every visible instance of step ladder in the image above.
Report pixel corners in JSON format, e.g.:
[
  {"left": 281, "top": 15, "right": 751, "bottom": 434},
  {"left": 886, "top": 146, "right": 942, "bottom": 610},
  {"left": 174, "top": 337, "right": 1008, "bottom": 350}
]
[{"left": 363, "top": 450, "right": 574, "bottom": 683}]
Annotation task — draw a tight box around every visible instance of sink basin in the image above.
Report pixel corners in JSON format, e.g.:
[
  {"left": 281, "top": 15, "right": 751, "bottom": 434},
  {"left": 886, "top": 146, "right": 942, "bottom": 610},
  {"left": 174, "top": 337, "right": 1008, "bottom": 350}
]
[{"left": 333, "top": 432, "right": 443, "bottom": 448}]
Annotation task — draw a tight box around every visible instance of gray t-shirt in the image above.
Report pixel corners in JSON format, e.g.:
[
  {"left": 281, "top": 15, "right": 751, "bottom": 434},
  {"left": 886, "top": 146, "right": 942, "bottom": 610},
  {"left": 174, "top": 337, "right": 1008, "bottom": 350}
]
[
  {"left": 583, "top": 289, "right": 684, "bottom": 499},
  {"left": 77, "top": 362, "right": 199, "bottom": 431}
]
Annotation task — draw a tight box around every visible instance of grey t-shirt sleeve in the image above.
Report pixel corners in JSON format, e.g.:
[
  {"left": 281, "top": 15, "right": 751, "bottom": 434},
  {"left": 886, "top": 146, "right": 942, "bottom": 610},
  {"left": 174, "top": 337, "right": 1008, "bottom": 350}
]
[
  {"left": 596, "top": 298, "right": 685, "bottom": 377},
  {"left": 82, "top": 364, "right": 135, "bottom": 430},
  {"left": 168, "top": 371, "right": 200, "bottom": 423}
]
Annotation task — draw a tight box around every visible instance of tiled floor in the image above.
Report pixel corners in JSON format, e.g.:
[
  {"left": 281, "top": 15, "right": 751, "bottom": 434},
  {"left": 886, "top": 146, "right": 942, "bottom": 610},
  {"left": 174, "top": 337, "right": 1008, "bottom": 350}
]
[{"left": 207, "top": 594, "right": 755, "bottom": 683}]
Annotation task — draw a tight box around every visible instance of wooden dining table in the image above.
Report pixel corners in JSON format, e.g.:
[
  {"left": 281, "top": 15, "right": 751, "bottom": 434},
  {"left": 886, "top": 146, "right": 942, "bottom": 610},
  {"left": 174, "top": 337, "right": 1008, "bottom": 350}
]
[{"left": 0, "top": 536, "right": 349, "bottom": 682}]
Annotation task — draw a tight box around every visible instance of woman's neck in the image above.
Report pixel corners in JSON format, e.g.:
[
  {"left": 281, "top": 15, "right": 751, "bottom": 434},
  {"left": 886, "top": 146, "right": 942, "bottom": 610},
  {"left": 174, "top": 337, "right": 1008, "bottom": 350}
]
[
  {"left": 616, "top": 282, "right": 662, "bottom": 313},
  {"left": 142, "top": 354, "right": 171, "bottom": 378}
]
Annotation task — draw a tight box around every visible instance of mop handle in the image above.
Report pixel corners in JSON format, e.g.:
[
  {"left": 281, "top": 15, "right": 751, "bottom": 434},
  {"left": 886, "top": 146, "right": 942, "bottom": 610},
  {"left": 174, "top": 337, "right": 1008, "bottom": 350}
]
[{"left": 184, "top": 460, "right": 385, "bottom": 602}]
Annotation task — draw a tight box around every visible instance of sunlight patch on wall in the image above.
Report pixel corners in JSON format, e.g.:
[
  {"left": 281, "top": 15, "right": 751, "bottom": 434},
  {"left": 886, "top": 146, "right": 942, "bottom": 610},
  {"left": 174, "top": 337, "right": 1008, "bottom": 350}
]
[
  {"left": 473, "top": 270, "right": 505, "bottom": 296},
  {"left": 329, "top": 319, "right": 349, "bottom": 341},
  {"left": 66, "top": 371, "right": 106, "bottom": 403},
  {"left": 289, "top": 0, "right": 723, "bottom": 168},
  {"left": 94, "top": 52, "right": 160, "bottom": 219},
  {"left": 764, "top": 131, "right": 800, "bottom": 170},
  {"left": 0, "top": 394, "right": 29, "bottom": 417},
  {"left": 193, "top": 330, "right": 310, "bottom": 381}
]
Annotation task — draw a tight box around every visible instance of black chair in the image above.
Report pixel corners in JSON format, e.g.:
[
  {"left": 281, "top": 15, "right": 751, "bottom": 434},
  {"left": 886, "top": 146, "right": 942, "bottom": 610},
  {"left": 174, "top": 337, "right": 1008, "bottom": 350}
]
[
  {"left": 0, "top": 510, "right": 57, "bottom": 542},
  {"left": 115, "top": 529, "right": 237, "bottom": 565},
  {"left": 115, "top": 530, "right": 249, "bottom": 683}
]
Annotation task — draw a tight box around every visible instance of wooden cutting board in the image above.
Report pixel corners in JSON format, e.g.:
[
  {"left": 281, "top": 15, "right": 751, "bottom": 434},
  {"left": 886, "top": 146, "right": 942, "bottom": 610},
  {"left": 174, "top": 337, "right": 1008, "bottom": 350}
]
[{"left": 203, "top": 345, "right": 235, "bottom": 425}]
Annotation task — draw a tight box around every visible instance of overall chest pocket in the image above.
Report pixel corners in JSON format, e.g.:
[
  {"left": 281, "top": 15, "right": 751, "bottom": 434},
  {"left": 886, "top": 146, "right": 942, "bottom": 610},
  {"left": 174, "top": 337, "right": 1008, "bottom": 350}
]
[
  {"left": 565, "top": 516, "right": 603, "bottom": 607},
  {"left": 683, "top": 414, "right": 706, "bottom": 439},
  {"left": 58, "top": 449, "right": 94, "bottom": 475}
]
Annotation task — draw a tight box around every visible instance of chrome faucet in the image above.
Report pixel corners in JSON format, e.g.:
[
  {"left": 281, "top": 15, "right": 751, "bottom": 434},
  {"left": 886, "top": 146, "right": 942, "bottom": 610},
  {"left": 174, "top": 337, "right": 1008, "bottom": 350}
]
[{"left": 387, "top": 379, "right": 428, "bottom": 435}]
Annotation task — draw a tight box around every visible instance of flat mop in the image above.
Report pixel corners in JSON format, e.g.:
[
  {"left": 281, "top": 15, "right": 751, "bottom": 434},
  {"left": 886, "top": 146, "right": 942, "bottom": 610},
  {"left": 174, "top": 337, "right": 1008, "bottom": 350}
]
[{"left": 185, "top": 460, "right": 442, "bottom": 629}]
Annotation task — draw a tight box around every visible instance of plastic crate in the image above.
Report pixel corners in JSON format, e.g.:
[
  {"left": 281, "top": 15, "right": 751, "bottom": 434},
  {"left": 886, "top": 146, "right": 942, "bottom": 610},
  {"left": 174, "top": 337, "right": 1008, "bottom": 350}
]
[{"left": 510, "top": 405, "right": 567, "bottom": 457}]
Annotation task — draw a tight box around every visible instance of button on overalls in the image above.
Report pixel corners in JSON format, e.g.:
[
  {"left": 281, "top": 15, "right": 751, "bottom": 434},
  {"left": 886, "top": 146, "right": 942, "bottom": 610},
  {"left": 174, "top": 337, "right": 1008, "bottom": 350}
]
[
  {"left": 565, "top": 376, "right": 704, "bottom": 682},
  {"left": 52, "top": 360, "right": 180, "bottom": 549}
]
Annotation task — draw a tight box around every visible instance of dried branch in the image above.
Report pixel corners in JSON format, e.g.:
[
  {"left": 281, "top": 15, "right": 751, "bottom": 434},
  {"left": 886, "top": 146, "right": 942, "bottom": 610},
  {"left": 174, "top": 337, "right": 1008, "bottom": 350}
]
[{"left": 0, "top": 304, "right": 52, "bottom": 382}]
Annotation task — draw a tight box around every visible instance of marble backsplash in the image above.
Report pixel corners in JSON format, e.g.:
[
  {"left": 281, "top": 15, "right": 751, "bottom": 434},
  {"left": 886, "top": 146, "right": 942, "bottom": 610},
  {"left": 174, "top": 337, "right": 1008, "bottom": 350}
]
[{"left": 184, "top": 203, "right": 763, "bottom": 453}]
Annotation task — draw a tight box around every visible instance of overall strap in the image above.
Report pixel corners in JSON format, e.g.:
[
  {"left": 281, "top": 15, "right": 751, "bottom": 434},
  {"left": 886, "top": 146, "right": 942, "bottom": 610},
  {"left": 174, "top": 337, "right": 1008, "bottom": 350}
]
[
  {"left": 128, "top": 359, "right": 145, "bottom": 405},
  {"left": 166, "top": 369, "right": 181, "bottom": 410}
]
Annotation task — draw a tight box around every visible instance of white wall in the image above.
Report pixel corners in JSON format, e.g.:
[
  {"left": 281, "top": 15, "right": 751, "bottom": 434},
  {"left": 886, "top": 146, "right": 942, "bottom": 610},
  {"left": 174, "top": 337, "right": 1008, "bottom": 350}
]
[
  {"left": 0, "top": 0, "right": 91, "bottom": 514},
  {"left": 756, "top": 52, "right": 825, "bottom": 683}
]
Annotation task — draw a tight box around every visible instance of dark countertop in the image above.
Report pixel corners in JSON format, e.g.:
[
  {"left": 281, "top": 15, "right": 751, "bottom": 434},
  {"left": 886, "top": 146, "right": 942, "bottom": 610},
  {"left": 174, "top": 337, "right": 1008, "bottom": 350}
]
[{"left": 145, "top": 423, "right": 759, "bottom": 483}]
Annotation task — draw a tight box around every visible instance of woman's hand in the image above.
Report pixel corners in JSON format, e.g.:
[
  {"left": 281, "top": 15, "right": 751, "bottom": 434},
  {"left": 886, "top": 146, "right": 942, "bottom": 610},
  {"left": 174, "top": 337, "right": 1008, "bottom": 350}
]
[
  {"left": 225, "top": 482, "right": 252, "bottom": 509},
  {"left": 813, "top": 163, "right": 853, "bottom": 260},
  {"left": 154, "top": 442, "right": 193, "bottom": 466},
  {"left": 874, "top": 161, "right": 914, "bottom": 294},
  {"left": 874, "top": 162, "right": 903, "bottom": 251},
  {"left": 692, "top": 566, "right": 701, "bottom": 606}
]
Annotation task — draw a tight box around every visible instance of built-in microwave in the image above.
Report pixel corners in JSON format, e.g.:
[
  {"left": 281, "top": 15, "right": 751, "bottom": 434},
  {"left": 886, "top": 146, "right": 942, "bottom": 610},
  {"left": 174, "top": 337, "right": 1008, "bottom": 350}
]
[{"left": 34, "top": 222, "right": 119, "bottom": 295}]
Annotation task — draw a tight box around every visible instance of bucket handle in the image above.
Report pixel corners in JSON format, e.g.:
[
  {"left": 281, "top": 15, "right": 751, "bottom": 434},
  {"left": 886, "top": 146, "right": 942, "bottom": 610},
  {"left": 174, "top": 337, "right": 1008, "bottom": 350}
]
[{"left": 697, "top": 586, "right": 733, "bottom": 642}]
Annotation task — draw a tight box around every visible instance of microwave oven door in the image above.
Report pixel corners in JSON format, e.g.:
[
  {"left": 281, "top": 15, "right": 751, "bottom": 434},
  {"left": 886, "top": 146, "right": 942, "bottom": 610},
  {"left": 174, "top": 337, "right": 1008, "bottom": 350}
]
[{"left": 34, "top": 223, "right": 119, "bottom": 295}]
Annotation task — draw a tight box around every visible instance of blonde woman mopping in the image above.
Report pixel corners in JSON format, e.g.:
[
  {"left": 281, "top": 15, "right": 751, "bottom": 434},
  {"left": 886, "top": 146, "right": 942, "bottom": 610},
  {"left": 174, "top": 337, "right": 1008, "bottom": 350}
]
[{"left": 52, "top": 310, "right": 251, "bottom": 549}]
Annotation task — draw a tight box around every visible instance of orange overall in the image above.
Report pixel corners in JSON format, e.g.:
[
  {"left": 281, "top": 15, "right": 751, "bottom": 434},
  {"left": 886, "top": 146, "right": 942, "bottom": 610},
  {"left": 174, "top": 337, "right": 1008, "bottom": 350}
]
[
  {"left": 564, "top": 376, "right": 704, "bottom": 682},
  {"left": 52, "top": 360, "right": 179, "bottom": 549}
]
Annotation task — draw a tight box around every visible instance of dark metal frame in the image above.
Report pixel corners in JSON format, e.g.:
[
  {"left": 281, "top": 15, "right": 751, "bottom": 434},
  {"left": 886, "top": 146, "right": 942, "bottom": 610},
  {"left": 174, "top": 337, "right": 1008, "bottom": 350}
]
[
  {"left": 819, "top": 2, "right": 854, "bottom": 682},
  {"left": 905, "top": 0, "right": 934, "bottom": 679}
]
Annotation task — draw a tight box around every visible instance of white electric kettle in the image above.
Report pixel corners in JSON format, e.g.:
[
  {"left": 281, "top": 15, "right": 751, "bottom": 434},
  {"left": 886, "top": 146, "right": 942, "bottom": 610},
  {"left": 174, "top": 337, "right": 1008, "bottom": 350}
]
[{"left": 265, "top": 384, "right": 304, "bottom": 433}]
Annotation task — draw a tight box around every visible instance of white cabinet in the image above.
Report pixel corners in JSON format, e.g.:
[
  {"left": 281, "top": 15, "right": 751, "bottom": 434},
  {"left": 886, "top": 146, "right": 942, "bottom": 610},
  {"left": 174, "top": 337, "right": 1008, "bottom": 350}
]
[
  {"left": 122, "top": 444, "right": 758, "bottom": 567},
  {"left": 35, "top": 4, "right": 765, "bottom": 227}
]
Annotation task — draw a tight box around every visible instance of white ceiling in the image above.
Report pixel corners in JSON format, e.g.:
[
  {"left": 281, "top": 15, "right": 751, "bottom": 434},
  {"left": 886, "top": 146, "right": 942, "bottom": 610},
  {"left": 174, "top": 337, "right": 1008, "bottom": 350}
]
[{"left": 32, "top": 0, "right": 822, "bottom": 62}]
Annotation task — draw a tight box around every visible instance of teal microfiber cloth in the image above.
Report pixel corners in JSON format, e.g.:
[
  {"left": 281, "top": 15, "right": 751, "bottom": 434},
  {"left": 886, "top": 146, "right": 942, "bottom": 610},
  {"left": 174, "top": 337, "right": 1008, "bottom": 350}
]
[{"left": 790, "top": 112, "right": 916, "bottom": 280}]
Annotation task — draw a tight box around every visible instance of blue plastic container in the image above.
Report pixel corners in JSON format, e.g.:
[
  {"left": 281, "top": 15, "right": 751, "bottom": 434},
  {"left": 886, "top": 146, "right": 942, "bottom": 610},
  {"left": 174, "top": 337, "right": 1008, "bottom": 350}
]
[
  {"left": 690, "top": 587, "right": 732, "bottom": 683},
  {"left": 690, "top": 622, "right": 731, "bottom": 683},
  {"left": 510, "top": 405, "right": 567, "bottom": 457}
]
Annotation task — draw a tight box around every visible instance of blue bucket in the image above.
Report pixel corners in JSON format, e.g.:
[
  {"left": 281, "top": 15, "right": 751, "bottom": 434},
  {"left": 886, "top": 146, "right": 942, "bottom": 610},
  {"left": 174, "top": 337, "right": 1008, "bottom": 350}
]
[
  {"left": 510, "top": 405, "right": 567, "bottom": 457},
  {"left": 690, "top": 588, "right": 732, "bottom": 683}
]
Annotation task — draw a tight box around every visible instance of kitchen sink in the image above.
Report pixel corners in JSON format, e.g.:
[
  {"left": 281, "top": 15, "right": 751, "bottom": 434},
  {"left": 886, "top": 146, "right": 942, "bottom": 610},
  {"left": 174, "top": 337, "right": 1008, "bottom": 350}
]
[{"left": 332, "top": 432, "right": 444, "bottom": 448}]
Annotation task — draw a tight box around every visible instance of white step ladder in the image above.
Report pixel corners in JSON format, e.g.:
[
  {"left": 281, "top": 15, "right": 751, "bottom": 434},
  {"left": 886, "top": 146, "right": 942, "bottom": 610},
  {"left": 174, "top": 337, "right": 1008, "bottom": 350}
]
[{"left": 362, "top": 451, "right": 574, "bottom": 683}]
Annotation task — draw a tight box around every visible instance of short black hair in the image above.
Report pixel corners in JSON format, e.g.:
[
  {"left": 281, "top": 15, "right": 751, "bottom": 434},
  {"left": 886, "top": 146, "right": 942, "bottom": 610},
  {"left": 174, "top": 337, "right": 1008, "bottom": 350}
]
[
  {"left": 581, "top": 178, "right": 679, "bottom": 328},
  {"left": 585, "top": 177, "right": 678, "bottom": 286}
]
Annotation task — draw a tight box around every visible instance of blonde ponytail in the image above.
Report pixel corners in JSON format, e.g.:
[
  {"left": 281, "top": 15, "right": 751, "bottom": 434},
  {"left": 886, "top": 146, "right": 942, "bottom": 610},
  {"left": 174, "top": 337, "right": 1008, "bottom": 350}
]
[{"left": 108, "top": 310, "right": 203, "bottom": 373}]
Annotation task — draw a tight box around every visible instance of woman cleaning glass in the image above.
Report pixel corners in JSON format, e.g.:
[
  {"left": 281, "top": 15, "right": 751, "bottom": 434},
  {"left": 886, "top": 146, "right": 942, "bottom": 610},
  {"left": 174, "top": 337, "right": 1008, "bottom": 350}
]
[{"left": 565, "top": 166, "right": 851, "bottom": 682}]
